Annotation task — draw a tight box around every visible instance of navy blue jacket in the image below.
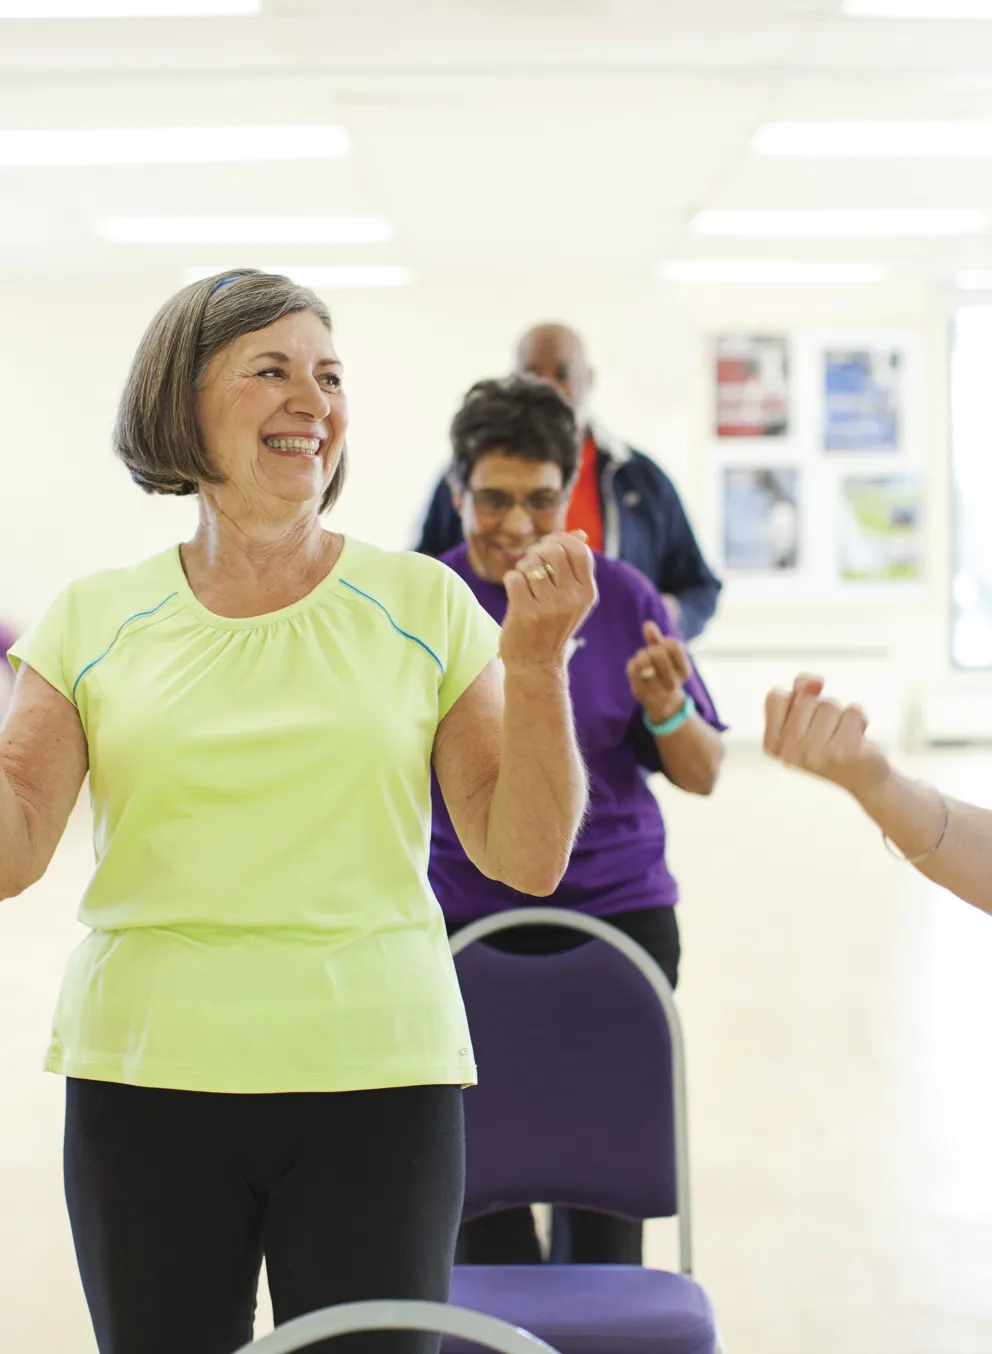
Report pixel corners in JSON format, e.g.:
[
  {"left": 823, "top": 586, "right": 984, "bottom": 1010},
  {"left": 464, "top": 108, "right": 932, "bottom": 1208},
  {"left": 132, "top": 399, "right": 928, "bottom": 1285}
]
[{"left": 414, "top": 421, "right": 722, "bottom": 640}]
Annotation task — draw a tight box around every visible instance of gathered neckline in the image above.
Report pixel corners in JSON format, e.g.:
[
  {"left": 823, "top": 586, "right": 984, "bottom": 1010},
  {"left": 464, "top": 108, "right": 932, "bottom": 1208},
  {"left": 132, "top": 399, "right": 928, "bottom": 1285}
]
[{"left": 169, "top": 537, "right": 350, "bottom": 631}]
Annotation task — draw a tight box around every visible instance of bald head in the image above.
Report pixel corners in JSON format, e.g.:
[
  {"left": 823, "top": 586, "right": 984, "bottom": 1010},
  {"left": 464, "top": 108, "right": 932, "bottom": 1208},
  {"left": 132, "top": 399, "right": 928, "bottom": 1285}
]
[{"left": 514, "top": 323, "right": 593, "bottom": 423}]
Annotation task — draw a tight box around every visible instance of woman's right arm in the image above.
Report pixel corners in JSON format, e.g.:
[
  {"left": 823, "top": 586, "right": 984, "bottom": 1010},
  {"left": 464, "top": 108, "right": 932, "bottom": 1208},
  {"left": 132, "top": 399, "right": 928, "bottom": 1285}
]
[
  {"left": 432, "top": 531, "right": 595, "bottom": 898},
  {"left": 764, "top": 674, "right": 992, "bottom": 918},
  {"left": 0, "top": 666, "right": 88, "bottom": 901}
]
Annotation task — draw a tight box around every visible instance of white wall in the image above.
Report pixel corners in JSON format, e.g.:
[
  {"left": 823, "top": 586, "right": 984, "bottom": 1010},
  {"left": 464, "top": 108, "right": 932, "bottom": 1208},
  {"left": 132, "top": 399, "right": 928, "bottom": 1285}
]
[{"left": 0, "top": 271, "right": 965, "bottom": 743}]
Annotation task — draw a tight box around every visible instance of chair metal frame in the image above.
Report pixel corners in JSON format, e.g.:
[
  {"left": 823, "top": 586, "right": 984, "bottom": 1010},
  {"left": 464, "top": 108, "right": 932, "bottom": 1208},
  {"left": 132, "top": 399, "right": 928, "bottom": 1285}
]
[
  {"left": 233, "top": 1298, "right": 560, "bottom": 1354},
  {"left": 449, "top": 907, "right": 694, "bottom": 1276},
  {"left": 233, "top": 913, "right": 723, "bottom": 1353}
]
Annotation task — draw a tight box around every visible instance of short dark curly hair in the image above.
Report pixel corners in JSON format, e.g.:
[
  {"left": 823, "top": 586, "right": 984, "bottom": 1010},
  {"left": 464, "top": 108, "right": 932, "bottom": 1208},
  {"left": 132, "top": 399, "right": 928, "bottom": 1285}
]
[
  {"left": 114, "top": 268, "right": 346, "bottom": 514},
  {"left": 447, "top": 374, "right": 580, "bottom": 492}
]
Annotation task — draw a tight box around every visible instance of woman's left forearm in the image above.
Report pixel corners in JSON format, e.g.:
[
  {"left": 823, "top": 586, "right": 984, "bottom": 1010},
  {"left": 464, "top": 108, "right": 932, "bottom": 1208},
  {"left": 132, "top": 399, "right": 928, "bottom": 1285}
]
[
  {"left": 485, "top": 663, "right": 588, "bottom": 896},
  {"left": 654, "top": 716, "right": 724, "bottom": 795}
]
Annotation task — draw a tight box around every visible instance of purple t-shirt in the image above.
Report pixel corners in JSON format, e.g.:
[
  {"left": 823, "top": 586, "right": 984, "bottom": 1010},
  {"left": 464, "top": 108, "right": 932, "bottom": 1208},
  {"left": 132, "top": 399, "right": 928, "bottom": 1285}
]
[{"left": 429, "top": 546, "right": 725, "bottom": 924}]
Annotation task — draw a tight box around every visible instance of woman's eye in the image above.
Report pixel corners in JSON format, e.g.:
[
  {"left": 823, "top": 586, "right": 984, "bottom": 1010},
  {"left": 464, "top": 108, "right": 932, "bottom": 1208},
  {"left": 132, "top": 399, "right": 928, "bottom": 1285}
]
[{"left": 254, "top": 366, "right": 341, "bottom": 388}]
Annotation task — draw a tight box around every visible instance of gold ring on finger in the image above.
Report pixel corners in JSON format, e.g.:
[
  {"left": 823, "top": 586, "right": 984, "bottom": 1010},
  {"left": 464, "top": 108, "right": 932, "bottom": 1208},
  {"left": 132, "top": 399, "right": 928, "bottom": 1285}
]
[
  {"left": 640, "top": 665, "right": 656, "bottom": 681},
  {"left": 526, "top": 566, "right": 550, "bottom": 583}
]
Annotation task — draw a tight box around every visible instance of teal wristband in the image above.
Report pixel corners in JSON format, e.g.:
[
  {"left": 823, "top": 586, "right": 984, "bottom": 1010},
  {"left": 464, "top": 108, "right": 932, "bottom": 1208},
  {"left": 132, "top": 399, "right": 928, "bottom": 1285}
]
[{"left": 643, "top": 692, "right": 696, "bottom": 737}]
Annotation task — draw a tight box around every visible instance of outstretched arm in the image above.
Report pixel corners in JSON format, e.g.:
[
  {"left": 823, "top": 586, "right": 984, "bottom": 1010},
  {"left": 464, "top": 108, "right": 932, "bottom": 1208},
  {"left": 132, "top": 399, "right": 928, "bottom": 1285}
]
[{"left": 764, "top": 674, "right": 992, "bottom": 918}]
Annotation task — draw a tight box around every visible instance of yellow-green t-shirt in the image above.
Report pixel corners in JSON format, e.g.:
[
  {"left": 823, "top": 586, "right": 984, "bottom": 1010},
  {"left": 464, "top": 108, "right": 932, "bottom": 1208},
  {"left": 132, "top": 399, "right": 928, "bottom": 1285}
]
[{"left": 9, "top": 538, "right": 500, "bottom": 1094}]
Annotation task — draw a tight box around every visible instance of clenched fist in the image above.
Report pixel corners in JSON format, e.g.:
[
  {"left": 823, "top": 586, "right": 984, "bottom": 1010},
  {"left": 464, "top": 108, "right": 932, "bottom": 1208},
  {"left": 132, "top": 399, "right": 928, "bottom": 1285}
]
[
  {"left": 763, "top": 673, "right": 891, "bottom": 802},
  {"left": 500, "top": 530, "right": 598, "bottom": 674},
  {"left": 627, "top": 620, "right": 691, "bottom": 726}
]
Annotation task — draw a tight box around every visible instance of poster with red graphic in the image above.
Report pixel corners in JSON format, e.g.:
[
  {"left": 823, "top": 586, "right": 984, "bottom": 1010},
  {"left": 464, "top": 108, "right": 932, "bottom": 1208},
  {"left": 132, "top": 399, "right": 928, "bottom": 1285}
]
[{"left": 716, "top": 334, "right": 790, "bottom": 438}]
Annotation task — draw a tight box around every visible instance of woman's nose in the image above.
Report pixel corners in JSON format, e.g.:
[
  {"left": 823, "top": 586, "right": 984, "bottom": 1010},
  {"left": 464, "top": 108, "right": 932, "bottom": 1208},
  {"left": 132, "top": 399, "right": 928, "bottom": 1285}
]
[
  {"left": 500, "top": 503, "right": 535, "bottom": 536},
  {"left": 287, "top": 374, "right": 331, "bottom": 419}
]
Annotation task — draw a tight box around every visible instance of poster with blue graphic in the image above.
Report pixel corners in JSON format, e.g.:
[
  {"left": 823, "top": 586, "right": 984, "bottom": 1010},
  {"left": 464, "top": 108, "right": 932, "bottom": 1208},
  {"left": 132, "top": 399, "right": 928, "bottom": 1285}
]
[
  {"left": 823, "top": 348, "right": 902, "bottom": 452},
  {"left": 723, "top": 468, "right": 800, "bottom": 571}
]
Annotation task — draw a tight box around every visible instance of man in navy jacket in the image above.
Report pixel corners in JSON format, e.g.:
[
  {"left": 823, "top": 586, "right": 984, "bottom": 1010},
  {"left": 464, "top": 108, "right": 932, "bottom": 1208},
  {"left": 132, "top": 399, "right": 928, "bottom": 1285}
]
[{"left": 415, "top": 323, "right": 722, "bottom": 639}]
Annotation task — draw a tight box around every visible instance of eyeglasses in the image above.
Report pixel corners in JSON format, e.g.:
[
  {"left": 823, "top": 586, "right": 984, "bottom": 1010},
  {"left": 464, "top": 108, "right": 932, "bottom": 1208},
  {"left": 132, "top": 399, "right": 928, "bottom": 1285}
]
[{"left": 468, "top": 488, "right": 566, "bottom": 518}]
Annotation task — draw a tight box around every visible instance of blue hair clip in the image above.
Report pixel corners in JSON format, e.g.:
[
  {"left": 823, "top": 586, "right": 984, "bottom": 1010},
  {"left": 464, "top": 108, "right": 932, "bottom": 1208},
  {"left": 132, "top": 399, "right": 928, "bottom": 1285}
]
[{"left": 211, "top": 274, "right": 241, "bottom": 294}]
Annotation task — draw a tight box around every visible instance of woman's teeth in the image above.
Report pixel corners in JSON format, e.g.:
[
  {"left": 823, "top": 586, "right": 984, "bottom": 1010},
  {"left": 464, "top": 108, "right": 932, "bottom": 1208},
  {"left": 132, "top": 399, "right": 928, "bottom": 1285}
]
[{"left": 264, "top": 437, "right": 321, "bottom": 455}]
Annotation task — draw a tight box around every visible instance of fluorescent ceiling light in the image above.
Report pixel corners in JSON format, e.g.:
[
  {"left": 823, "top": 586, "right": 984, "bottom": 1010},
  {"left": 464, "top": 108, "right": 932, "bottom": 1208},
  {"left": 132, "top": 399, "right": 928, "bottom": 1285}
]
[
  {"left": 100, "top": 217, "right": 392, "bottom": 245},
  {"left": 0, "top": 126, "right": 348, "bottom": 167},
  {"left": 658, "top": 261, "right": 888, "bottom": 285},
  {"left": 0, "top": 1, "right": 259, "bottom": 14},
  {"left": 754, "top": 121, "right": 992, "bottom": 157},
  {"left": 844, "top": 1, "right": 992, "bottom": 15},
  {"left": 956, "top": 270, "right": 992, "bottom": 289},
  {"left": 183, "top": 265, "right": 417, "bottom": 289},
  {"left": 692, "top": 209, "right": 987, "bottom": 237}
]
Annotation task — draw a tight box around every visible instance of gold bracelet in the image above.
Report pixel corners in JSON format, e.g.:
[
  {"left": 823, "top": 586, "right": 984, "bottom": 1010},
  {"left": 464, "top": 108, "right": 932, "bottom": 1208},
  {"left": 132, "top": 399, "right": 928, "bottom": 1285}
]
[{"left": 882, "top": 787, "right": 949, "bottom": 865}]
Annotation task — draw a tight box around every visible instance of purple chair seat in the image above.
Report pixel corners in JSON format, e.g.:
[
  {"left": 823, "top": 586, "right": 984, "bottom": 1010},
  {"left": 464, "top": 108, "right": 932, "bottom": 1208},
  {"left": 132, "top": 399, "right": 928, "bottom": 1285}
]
[{"left": 447, "top": 1265, "right": 716, "bottom": 1354}]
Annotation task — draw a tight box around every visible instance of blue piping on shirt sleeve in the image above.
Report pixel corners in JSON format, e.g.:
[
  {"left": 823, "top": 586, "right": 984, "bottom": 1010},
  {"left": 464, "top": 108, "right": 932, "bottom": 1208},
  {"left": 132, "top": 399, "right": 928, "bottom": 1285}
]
[
  {"left": 339, "top": 579, "right": 445, "bottom": 677},
  {"left": 71, "top": 593, "right": 178, "bottom": 702}
]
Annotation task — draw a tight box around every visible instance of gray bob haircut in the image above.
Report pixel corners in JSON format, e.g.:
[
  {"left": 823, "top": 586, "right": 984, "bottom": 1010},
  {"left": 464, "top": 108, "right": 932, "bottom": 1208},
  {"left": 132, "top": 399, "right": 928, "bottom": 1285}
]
[{"left": 114, "top": 268, "right": 346, "bottom": 514}]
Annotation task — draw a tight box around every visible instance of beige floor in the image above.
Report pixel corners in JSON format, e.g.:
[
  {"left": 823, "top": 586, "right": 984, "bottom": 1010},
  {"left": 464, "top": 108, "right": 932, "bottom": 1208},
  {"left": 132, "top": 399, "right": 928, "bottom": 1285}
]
[{"left": 1, "top": 749, "right": 991, "bottom": 1353}]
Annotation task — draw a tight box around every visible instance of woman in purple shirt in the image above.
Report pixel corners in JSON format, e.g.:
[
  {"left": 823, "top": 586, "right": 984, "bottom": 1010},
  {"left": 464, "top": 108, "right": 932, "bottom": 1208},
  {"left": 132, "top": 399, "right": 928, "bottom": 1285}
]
[{"left": 431, "top": 376, "right": 726, "bottom": 1266}]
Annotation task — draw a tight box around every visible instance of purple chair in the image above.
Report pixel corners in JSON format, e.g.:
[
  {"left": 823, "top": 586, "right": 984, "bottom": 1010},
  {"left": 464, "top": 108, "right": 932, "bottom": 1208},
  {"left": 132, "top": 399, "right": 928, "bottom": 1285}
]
[{"left": 447, "top": 908, "right": 725, "bottom": 1354}]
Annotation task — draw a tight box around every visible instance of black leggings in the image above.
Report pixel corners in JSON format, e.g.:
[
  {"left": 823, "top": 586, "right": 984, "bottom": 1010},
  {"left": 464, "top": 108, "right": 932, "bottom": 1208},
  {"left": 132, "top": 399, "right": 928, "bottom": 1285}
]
[
  {"left": 64, "top": 1079, "right": 465, "bottom": 1354},
  {"left": 449, "top": 905, "right": 680, "bottom": 1266}
]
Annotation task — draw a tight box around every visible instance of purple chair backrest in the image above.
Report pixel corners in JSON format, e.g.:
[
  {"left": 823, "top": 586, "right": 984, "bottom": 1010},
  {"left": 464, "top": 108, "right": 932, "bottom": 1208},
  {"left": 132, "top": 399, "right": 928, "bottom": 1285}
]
[{"left": 454, "top": 926, "right": 679, "bottom": 1222}]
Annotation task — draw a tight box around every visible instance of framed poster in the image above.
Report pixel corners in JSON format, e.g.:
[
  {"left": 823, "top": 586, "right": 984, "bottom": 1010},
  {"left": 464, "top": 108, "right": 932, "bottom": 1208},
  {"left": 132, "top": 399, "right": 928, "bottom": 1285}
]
[
  {"left": 723, "top": 467, "right": 800, "bottom": 571},
  {"left": 839, "top": 475, "right": 921, "bottom": 581},
  {"left": 716, "top": 334, "right": 789, "bottom": 438},
  {"left": 824, "top": 347, "right": 902, "bottom": 451}
]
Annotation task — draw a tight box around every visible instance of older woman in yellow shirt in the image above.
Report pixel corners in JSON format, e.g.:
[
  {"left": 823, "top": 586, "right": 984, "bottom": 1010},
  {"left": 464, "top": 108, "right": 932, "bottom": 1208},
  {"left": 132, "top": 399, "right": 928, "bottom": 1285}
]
[{"left": 1, "top": 270, "right": 595, "bottom": 1354}]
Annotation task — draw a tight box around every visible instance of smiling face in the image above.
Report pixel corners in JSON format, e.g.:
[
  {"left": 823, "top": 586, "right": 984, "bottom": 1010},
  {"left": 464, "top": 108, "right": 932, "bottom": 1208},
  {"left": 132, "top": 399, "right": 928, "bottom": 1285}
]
[
  {"left": 457, "top": 451, "right": 569, "bottom": 584},
  {"left": 196, "top": 309, "right": 347, "bottom": 516}
]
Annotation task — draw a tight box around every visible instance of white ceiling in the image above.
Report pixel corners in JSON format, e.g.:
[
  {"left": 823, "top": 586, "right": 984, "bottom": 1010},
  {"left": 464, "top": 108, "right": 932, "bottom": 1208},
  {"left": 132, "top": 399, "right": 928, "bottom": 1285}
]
[{"left": 5, "top": 0, "right": 992, "bottom": 283}]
